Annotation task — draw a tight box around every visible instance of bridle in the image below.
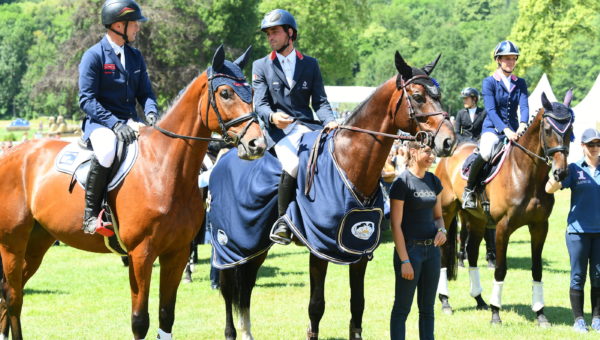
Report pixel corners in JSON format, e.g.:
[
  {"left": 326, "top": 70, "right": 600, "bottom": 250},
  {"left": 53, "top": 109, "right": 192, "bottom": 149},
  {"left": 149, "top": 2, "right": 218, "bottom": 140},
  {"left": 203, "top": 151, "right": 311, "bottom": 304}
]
[
  {"left": 337, "top": 74, "right": 449, "bottom": 147},
  {"left": 152, "top": 72, "right": 257, "bottom": 145},
  {"left": 511, "top": 109, "right": 572, "bottom": 164}
]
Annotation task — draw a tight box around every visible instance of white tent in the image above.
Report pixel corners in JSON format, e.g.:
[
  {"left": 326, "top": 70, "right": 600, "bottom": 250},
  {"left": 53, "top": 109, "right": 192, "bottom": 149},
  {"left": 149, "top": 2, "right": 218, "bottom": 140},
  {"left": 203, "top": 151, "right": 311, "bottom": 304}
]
[
  {"left": 324, "top": 86, "right": 376, "bottom": 104},
  {"left": 527, "top": 73, "right": 557, "bottom": 121},
  {"left": 569, "top": 73, "right": 600, "bottom": 162}
]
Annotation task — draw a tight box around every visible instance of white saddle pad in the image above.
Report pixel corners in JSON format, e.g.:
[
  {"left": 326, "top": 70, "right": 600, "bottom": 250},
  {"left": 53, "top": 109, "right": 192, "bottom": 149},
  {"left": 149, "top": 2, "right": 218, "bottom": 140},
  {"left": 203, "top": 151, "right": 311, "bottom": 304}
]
[{"left": 54, "top": 141, "right": 139, "bottom": 191}]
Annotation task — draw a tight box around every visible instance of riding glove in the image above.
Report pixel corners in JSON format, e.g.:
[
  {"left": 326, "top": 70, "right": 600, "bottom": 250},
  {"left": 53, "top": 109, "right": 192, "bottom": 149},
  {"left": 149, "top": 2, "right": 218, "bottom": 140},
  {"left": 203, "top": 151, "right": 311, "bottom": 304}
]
[
  {"left": 146, "top": 112, "right": 159, "bottom": 125},
  {"left": 112, "top": 122, "right": 137, "bottom": 144}
]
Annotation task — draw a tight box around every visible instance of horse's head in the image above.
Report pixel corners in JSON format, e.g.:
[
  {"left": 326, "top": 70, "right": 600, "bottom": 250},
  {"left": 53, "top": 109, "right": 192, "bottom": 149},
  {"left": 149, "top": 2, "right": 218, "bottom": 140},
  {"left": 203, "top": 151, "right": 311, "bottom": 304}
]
[
  {"left": 539, "top": 90, "right": 574, "bottom": 181},
  {"left": 394, "top": 52, "right": 456, "bottom": 156},
  {"left": 205, "top": 45, "right": 266, "bottom": 160}
]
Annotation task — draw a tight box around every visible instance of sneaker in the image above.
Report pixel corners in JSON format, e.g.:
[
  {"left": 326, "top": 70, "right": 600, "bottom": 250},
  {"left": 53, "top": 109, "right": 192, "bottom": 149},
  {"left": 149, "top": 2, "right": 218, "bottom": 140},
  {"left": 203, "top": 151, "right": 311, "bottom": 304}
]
[
  {"left": 591, "top": 317, "right": 600, "bottom": 332},
  {"left": 573, "top": 317, "right": 588, "bottom": 333}
]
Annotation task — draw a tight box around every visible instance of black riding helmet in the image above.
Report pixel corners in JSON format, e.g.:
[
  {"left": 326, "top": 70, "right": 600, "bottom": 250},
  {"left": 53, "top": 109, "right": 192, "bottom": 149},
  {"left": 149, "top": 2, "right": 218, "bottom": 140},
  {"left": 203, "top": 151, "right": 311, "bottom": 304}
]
[
  {"left": 460, "top": 87, "right": 479, "bottom": 101},
  {"left": 261, "top": 9, "right": 298, "bottom": 41},
  {"left": 101, "top": 0, "right": 148, "bottom": 43}
]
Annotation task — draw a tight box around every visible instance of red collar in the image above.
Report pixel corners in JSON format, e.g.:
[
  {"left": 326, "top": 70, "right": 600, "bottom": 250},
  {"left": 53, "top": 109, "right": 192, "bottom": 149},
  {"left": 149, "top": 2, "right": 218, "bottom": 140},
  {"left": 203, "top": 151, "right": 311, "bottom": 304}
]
[{"left": 269, "top": 49, "right": 304, "bottom": 61}]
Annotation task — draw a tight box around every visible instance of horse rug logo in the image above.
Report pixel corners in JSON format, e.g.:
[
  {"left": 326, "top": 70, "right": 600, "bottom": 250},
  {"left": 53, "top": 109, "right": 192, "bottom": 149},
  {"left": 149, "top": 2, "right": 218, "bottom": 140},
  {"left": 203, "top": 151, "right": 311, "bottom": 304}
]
[
  {"left": 217, "top": 229, "right": 228, "bottom": 245},
  {"left": 351, "top": 221, "right": 375, "bottom": 240}
]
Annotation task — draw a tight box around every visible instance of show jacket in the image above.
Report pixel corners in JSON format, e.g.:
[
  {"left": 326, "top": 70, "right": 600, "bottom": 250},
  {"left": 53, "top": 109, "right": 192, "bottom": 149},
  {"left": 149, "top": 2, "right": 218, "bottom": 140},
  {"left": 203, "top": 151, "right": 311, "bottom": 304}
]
[
  {"left": 252, "top": 50, "right": 335, "bottom": 144},
  {"left": 454, "top": 107, "right": 486, "bottom": 140},
  {"left": 481, "top": 69, "right": 529, "bottom": 135},
  {"left": 79, "top": 36, "right": 157, "bottom": 140}
]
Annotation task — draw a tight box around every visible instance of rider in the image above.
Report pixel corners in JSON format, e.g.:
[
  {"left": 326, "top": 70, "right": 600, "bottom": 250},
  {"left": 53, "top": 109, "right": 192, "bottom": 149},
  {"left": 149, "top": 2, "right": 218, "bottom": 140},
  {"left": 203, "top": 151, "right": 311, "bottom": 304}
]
[
  {"left": 78, "top": 0, "right": 158, "bottom": 235},
  {"left": 253, "top": 9, "right": 338, "bottom": 245},
  {"left": 462, "top": 41, "right": 529, "bottom": 209},
  {"left": 454, "top": 87, "right": 486, "bottom": 141}
]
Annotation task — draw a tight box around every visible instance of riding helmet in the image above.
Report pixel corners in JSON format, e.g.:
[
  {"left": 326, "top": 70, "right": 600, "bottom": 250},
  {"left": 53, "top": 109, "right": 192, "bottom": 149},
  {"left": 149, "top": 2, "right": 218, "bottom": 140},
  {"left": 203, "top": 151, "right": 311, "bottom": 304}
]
[
  {"left": 493, "top": 40, "right": 520, "bottom": 59},
  {"left": 101, "top": 0, "right": 148, "bottom": 27},
  {"left": 460, "top": 87, "right": 479, "bottom": 99},
  {"left": 261, "top": 9, "right": 297, "bottom": 39}
]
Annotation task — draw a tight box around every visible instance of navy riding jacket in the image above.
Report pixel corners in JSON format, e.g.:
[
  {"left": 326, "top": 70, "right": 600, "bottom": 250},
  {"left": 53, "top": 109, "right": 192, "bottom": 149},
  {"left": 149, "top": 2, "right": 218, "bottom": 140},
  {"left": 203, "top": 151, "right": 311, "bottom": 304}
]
[
  {"left": 79, "top": 36, "right": 157, "bottom": 140},
  {"left": 252, "top": 50, "right": 335, "bottom": 144},
  {"left": 481, "top": 70, "right": 529, "bottom": 135}
]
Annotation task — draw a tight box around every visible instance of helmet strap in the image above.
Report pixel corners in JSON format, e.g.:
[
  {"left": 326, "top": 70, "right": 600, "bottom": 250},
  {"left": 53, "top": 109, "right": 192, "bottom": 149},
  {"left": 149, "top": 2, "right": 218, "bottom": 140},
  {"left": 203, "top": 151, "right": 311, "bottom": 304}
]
[
  {"left": 109, "top": 21, "right": 130, "bottom": 44},
  {"left": 276, "top": 33, "right": 291, "bottom": 54}
]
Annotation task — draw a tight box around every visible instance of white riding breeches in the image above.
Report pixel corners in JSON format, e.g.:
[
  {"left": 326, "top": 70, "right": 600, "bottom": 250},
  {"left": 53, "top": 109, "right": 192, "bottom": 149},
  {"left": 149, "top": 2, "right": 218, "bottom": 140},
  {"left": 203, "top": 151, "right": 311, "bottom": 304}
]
[
  {"left": 479, "top": 132, "right": 500, "bottom": 162},
  {"left": 274, "top": 122, "right": 312, "bottom": 178},
  {"left": 89, "top": 127, "right": 118, "bottom": 168}
]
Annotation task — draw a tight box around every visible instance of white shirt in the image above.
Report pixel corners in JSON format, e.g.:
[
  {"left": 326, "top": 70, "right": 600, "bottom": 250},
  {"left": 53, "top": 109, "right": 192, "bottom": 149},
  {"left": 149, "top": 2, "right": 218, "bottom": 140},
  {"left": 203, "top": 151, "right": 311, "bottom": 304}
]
[
  {"left": 106, "top": 34, "right": 125, "bottom": 68},
  {"left": 468, "top": 108, "right": 477, "bottom": 123},
  {"left": 501, "top": 73, "right": 511, "bottom": 91},
  {"left": 276, "top": 49, "right": 296, "bottom": 88}
]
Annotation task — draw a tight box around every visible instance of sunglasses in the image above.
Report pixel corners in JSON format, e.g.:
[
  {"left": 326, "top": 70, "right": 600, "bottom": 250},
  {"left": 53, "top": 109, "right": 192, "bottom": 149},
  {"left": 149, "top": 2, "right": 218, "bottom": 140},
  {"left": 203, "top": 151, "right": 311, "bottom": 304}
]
[{"left": 585, "top": 142, "right": 600, "bottom": 148}]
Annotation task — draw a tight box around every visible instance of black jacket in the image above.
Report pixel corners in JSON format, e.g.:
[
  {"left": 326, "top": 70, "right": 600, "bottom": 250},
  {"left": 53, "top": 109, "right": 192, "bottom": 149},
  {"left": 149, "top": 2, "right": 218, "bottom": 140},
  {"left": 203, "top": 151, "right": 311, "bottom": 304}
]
[{"left": 454, "top": 107, "right": 486, "bottom": 141}]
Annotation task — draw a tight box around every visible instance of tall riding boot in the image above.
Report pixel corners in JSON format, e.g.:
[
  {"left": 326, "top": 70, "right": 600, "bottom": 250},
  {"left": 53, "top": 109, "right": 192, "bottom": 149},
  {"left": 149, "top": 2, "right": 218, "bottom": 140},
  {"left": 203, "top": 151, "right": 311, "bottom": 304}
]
[
  {"left": 82, "top": 157, "right": 112, "bottom": 234},
  {"left": 270, "top": 171, "right": 296, "bottom": 245},
  {"left": 462, "top": 154, "right": 486, "bottom": 209},
  {"left": 484, "top": 227, "right": 496, "bottom": 268}
]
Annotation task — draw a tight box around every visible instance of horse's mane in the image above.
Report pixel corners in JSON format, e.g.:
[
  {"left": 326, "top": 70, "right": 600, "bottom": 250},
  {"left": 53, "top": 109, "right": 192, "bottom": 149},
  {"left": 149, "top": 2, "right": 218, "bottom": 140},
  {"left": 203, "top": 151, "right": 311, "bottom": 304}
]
[
  {"left": 343, "top": 83, "right": 385, "bottom": 126},
  {"left": 162, "top": 73, "right": 202, "bottom": 118}
]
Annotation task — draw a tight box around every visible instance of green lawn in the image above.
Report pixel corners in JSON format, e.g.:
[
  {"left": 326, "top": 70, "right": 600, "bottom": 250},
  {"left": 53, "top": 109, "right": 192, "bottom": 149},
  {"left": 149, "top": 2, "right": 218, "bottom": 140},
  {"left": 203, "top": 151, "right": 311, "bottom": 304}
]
[{"left": 19, "top": 189, "right": 593, "bottom": 339}]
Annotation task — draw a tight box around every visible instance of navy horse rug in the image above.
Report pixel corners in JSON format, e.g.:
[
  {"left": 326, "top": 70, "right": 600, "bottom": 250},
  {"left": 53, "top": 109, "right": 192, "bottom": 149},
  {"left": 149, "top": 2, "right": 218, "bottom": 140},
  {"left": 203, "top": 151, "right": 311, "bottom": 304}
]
[
  {"left": 283, "top": 130, "right": 384, "bottom": 264},
  {"left": 208, "top": 149, "right": 281, "bottom": 269}
]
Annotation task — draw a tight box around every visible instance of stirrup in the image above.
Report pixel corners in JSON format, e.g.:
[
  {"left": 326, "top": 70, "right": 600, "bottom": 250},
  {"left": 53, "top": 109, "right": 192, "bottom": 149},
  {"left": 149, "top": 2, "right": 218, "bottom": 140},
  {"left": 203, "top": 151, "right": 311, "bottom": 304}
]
[
  {"left": 94, "top": 208, "right": 115, "bottom": 237},
  {"left": 270, "top": 217, "right": 292, "bottom": 245}
]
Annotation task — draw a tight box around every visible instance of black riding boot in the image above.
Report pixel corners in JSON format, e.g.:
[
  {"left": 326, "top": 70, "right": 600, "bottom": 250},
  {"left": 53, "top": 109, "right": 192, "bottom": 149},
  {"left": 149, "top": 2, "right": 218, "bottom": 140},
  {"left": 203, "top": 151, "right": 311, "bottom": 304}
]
[
  {"left": 484, "top": 227, "right": 496, "bottom": 267},
  {"left": 270, "top": 171, "right": 296, "bottom": 245},
  {"left": 82, "top": 157, "right": 112, "bottom": 234},
  {"left": 462, "top": 154, "right": 486, "bottom": 209}
]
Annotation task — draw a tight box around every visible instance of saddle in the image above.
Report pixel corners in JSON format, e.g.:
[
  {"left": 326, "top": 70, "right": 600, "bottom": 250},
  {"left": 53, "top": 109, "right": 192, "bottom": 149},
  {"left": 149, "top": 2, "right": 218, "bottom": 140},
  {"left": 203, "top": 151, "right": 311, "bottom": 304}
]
[
  {"left": 461, "top": 139, "right": 511, "bottom": 211},
  {"left": 54, "top": 139, "right": 139, "bottom": 255}
]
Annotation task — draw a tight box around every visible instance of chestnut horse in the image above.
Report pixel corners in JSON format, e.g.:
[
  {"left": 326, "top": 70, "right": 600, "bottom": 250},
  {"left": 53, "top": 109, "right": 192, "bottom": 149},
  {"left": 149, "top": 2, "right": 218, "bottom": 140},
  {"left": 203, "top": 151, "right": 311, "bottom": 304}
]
[
  {"left": 0, "top": 46, "right": 265, "bottom": 339},
  {"left": 219, "top": 51, "right": 457, "bottom": 340},
  {"left": 436, "top": 91, "right": 573, "bottom": 326}
]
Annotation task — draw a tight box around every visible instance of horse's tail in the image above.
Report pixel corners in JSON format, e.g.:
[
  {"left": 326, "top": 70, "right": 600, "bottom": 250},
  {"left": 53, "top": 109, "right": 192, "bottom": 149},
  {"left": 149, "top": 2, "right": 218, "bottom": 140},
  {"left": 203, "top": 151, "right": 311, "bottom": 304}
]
[
  {"left": 220, "top": 252, "right": 266, "bottom": 312},
  {"left": 444, "top": 216, "right": 459, "bottom": 281}
]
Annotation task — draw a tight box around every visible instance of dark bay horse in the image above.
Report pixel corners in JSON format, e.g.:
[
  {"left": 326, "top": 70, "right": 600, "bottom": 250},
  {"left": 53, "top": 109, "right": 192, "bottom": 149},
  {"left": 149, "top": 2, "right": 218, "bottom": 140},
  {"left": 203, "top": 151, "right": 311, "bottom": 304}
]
[
  {"left": 0, "top": 46, "right": 265, "bottom": 339},
  {"left": 218, "top": 51, "right": 457, "bottom": 340},
  {"left": 436, "top": 91, "right": 573, "bottom": 326}
]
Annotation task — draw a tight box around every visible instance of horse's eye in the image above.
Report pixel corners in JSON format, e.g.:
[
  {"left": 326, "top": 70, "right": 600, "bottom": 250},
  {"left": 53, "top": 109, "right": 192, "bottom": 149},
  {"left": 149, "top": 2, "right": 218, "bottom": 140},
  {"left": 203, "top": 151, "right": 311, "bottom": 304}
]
[
  {"left": 412, "top": 94, "right": 425, "bottom": 103},
  {"left": 220, "top": 89, "right": 230, "bottom": 99}
]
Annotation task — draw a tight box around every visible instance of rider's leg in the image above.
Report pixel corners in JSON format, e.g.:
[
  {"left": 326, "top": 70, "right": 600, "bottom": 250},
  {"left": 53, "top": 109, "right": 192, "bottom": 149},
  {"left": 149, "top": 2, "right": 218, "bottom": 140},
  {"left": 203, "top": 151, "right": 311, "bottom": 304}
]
[
  {"left": 270, "top": 123, "right": 311, "bottom": 245},
  {"left": 462, "top": 132, "right": 497, "bottom": 209},
  {"left": 82, "top": 127, "right": 116, "bottom": 234}
]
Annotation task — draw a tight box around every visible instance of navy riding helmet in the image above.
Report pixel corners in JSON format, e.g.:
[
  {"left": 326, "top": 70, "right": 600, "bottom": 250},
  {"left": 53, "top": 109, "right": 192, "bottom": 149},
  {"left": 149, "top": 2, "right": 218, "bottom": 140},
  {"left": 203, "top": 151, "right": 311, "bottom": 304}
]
[
  {"left": 460, "top": 87, "right": 479, "bottom": 99},
  {"left": 493, "top": 40, "right": 520, "bottom": 59},
  {"left": 261, "top": 9, "right": 297, "bottom": 40}
]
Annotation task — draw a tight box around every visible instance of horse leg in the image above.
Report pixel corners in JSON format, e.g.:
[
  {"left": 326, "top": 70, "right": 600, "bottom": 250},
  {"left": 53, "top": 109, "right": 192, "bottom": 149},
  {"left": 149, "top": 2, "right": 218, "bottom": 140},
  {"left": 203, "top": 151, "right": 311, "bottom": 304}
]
[
  {"left": 308, "top": 254, "right": 328, "bottom": 340},
  {"left": 349, "top": 257, "right": 367, "bottom": 340},
  {"left": 155, "top": 248, "right": 190, "bottom": 339},
  {"left": 438, "top": 209, "right": 458, "bottom": 315},
  {"left": 490, "top": 218, "right": 512, "bottom": 325},
  {"left": 458, "top": 218, "right": 468, "bottom": 268},
  {"left": 220, "top": 268, "right": 237, "bottom": 340},
  {"left": 128, "top": 248, "right": 156, "bottom": 340},
  {"left": 465, "top": 217, "right": 488, "bottom": 310},
  {"left": 529, "top": 221, "right": 550, "bottom": 328}
]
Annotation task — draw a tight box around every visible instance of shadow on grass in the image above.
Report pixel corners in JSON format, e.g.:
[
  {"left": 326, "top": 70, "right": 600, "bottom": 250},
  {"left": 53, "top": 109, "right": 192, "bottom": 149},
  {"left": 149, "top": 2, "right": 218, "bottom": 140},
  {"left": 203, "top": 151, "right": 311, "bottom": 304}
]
[
  {"left": 24, "top": 288, "right": 67, "bottom": 295},
  {"left": 257, "top": 265, "right": 305, "bottom": 279},
  {"left": 256, "top": 282, "right": 305, "bottom": 288},
  {"left": 454, "top": 303, "right": 573, "bottom": 327},
  {"left": 505, "top": 257, "right": 568, "bottom": 274}
]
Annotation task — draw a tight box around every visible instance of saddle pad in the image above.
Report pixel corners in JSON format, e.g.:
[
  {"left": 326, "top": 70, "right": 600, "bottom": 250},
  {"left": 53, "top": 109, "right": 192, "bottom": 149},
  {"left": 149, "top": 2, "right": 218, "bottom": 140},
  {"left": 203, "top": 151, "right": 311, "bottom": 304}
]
[
  {"left": 461, "top": 143, "right": 511, "bottom": 184},
  {"left": 54, "top": 141, "right": 139, "bottom": 191},
  {"left": 208, "top": 149, "right": 282, "bottom": 269},
  {"left": 284, "top": 130, "right": 384, "bottom": 265}
]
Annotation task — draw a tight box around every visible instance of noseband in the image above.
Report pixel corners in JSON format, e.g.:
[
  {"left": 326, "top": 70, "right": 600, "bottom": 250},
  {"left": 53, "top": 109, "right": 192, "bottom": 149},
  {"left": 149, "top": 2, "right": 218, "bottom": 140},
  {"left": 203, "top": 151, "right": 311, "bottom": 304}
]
[{"left": 152, "top": 72, "right": 257, "bottom": 145}]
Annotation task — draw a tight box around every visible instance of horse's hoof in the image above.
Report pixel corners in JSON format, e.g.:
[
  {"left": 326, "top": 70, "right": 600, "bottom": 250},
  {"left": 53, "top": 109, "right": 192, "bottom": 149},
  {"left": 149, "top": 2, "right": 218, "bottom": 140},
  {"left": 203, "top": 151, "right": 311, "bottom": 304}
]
[
  {"left": 182, "top": 277, "right": 192, "bottom": 284},
  {"left": 442, "top": 306, "right": 453, "bottom": 315},
  {"left": 306, "top": 326, "right": 318, "bottom": 340},
  {"left": 349, "top": 320, "right": 362, "bottom": 340},
  {"left": 491, "top": 314, "right": 502, "bottom": 325},
  {"left": 458, "top": 259, "right": 465, "bottom": 268},
  {"left": 487, "top": 260, "right": 495, "bottom": 269},
  {"left": 537, "top": 314, "right": 551, "bottom": 328}
]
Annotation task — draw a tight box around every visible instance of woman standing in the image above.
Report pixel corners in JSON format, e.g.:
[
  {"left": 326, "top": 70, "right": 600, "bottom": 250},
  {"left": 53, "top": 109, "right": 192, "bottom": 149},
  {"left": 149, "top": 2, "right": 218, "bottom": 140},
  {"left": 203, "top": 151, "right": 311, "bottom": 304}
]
[
  {"left": 546, "top": 128, "right": 600, "bottom": 333},
  {"left": 389, "top": 141, "right": 447, "bottom": 340}
]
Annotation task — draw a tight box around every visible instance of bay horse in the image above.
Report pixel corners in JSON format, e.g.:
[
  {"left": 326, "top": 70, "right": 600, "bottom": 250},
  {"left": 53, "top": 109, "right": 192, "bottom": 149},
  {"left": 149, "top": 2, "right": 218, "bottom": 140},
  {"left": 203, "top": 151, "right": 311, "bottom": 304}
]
[
  {"left": 435, "top": 91, "right": 573, "bottom": 326},
  {"left": 218, "top": 51, "right": 457, "bottom": 340},
  {"left": 0, "top": 45, "right": 265, "bottom": 340}
]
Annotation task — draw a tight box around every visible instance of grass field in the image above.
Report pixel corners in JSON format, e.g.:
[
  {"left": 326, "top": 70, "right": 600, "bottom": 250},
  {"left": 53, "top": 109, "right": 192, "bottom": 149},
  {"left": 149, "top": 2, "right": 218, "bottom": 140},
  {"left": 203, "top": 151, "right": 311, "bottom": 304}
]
[{"left": 18, "top": 189, "right": 596, "bottom": 339}]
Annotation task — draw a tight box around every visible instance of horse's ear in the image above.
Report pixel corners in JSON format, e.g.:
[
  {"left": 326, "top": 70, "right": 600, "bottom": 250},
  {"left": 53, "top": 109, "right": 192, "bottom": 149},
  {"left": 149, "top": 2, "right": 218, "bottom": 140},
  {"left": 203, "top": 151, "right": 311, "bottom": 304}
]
[
  {"left": 234, "top": 45, "right": 253, "bottom": 70},
  {"left": 212, "top": 44, "right": 225, "bottom": 71},
  {"left": 422, "top": 53, "right": 442, "bottom": 75},
  {"left": 395, "top": 51, "right": 413, "bottom": 80},
  {"left": 563, "top": 88, "right": 573, "bottom": 107},
  {"left": 541, "top": 92, "right": 553, "bottom": 112}
]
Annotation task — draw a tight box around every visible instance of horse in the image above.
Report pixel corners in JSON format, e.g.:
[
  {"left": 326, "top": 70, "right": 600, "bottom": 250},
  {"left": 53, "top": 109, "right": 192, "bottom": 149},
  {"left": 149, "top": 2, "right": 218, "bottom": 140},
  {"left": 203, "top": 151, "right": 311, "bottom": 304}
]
[
  {"left": 215, "top": 51, "right": 457, "bottom": 340},
  {"left": 435, "top": 91, "right": 574, "bottom": 326},
  {"left": 0, "top": 45, "right": 266, "bottom": 340}
]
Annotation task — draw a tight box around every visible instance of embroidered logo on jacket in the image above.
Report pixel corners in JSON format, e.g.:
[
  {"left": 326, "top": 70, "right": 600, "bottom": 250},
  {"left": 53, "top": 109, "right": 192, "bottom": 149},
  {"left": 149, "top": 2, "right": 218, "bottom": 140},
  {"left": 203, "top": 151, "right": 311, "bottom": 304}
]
[{"left": 104, "top": 64, "right": 116, "bottom": 70}]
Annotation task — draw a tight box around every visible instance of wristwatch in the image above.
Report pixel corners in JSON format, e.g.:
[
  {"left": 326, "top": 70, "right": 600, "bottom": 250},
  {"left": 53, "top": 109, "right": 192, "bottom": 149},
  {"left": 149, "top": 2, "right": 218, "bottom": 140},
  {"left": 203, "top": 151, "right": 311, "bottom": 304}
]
[{"left": 438, "top": 227, "right": 447, "bottom": 235}]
